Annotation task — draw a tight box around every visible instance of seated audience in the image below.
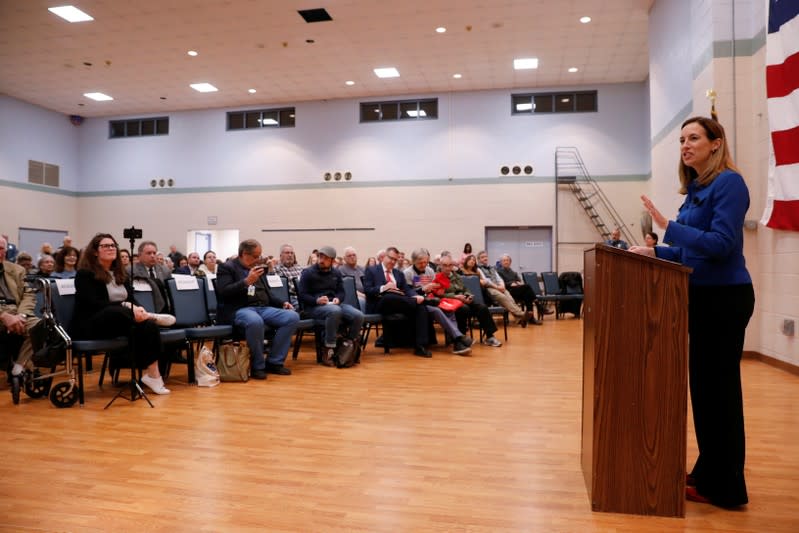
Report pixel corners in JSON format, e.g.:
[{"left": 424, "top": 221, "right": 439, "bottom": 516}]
[
  {"left": 216, "top": 239, "right": 300, "bottom": 379},
  {"left": 1, "top": 234, "right": 18, "bottom": 263},
  {"left": 72, "top": 234, "right": 171, "bottom": 395},
  {"left": 476, "top": 251, "right": 538, "bottom": 326},
  {"left": 175, "top": 251, "right": 203, "bottom": 276},
  {"left": 605, "top": 228, "right": 629, "bottom": 250},
  {"left": 460, "top": 242, "right": 473, "bottom": 266},
  {"left": 364, "top": 256, "right": 377, "bottom": 268},
  {"left": 460, "top": 254, "right": 480, "bottom": 276},
  {"left": 37, "top": 242, "right": 54, "bottom": 262},
  {"left": 52, "top": 246, "right": 80, "bottom": 279},
  {"left": 270, "top": 244, "right": 304, "bottom": 306},
  {"left": 298, "top": 246, "right": 364, "bottom": 364},
  {"left": 363, "top": 246, "right": 432, "bottom": 357},
  {"left": 118, "top": 249, "right": 131, "bottom": 269},
  {"left": 35, "top": 254, "right": 55, "bottom": 278},
  {"left": 404, "top": 248, "right": 472, "bottom": 355},
  {"left": 437, "top": 255, "right": 502, "bottom": 347},
  {"left": 644, "top": 231, "right": 659, "bottom": 247},
  {"left": 15, "top": 252, "right": 33, "bottom": 274},
  {"left": 338, "top": 246, "right": 366, "bottom": 310},
  {"left": 167, "top": 245, "right": 184, "bottom": 268},
  {"left": 198, "top": 250, "right": 218, "bottom": 279},
  {"left": 132, "top": 241, "right": 172, "bottom": 314},
  {"left": 496, "top": 254, "right": 543, "bottom": 322},
  {"left": 0, "top": 235, "right": 40, "bottom": 392}
]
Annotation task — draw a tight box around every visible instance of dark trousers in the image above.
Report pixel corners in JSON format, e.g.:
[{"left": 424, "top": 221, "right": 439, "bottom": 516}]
[
  {"left": 81, "top": 306, "right": 164, "bottom": 369},
  {"left": 688, "top": 283, "right": 754, "bottom": 507},
  {"left": 376, "top": 293, "right": 429, "bottom": 346},
  {"left": 508, "top": 284, "right": 535, "bottom": 311},
  {"left": 454, "top": 302, "right": 497, "bottom": 338}
]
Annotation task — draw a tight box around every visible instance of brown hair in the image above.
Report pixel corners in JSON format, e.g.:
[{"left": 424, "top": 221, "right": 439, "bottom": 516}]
[
  {"left": 461, "top": 254, "right": 478, "bottom": 273},
  {"left": 54, "top": 246, "right": 79, "bottom": 273},
  {"left": 678, "top": 116, "right": 739, "bottom": 194},
  {"left": 77, "top": 233, "right": 127, "bottom": 284}
]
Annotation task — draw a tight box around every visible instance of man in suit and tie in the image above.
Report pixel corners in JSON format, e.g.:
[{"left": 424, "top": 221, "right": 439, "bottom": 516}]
[
  {"left": 132, "top": 241, "right": 172, "bottom": 313},
  {"left": 363, "top": 246, "right": 432, "bottom": 357}
]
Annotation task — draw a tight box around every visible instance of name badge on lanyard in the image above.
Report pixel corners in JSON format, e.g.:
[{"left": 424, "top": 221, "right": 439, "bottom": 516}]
[{"left": 247, "top": 285, "right": 256, "bottom": 297}]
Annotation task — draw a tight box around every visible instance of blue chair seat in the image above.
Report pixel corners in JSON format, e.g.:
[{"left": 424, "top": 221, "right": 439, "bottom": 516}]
[{"left": 72, "top": 338, "right": 129, "bottom": 352}]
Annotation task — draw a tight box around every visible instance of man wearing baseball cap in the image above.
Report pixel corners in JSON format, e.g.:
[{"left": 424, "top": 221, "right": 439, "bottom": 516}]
[{"left": 298, "top": 245, "right": 364, "bottom": 364}]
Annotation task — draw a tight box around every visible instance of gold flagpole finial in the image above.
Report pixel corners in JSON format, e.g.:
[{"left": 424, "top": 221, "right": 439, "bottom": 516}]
[{"left": 705, "top": 89, "right": 718, "bottom": 121}]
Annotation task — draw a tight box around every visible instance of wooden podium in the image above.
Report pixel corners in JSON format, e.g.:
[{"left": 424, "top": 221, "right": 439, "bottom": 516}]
[{"left": 581, "top": 244, "right": 691, "bottom": 517}]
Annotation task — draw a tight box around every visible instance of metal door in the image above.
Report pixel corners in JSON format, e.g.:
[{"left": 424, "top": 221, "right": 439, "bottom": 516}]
[{"left": 485, "top": 226, "right": 552, "bottom": 273}]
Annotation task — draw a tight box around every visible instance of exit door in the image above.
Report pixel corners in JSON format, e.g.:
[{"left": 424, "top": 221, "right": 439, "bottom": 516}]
[{"left": 485, "top": 227, "right": 552, "bottom": 274}]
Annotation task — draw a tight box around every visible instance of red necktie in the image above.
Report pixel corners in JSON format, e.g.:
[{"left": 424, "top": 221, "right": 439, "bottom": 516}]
[{"left": 385, "top": 270, "right": 393, "bottom": 283}]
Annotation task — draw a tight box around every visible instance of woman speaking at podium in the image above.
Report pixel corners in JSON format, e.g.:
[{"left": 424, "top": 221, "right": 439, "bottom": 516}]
[{"left": 630, "top": 115, "right": 754, "bottom": 508}]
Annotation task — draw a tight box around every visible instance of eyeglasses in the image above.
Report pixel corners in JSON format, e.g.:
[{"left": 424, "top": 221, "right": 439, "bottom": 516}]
[
  {"left": 98, "top": 243, "right": 117, "bottom": 249},
  {"left": 386, "top": 255, "right": 399, "bottom": 262}
]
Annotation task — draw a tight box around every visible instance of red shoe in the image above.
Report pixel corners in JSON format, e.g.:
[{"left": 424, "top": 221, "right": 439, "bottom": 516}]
[{"left": 686, "top": 486, "right": 711, "bottom": 504}]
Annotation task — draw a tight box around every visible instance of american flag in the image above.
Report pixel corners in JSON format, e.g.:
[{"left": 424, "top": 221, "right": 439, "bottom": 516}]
[{"left": 762, "top": 0, "right": 799, "bottom": 231}]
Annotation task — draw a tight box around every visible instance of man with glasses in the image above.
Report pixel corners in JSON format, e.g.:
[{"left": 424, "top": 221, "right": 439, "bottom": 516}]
[
  {"left": 216, "top": 239, "right": 300, "bottom": 379},
  {"left": 364, "top": 246, "right": 432, "bottom": 357}
]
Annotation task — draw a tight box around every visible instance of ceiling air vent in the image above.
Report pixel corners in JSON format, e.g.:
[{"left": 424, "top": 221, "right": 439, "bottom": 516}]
[{"left": 298, "top": 8, "right": 332, "bottom": 23}]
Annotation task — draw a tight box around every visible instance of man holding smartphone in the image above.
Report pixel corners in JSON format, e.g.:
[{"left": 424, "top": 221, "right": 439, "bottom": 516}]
[{"left": 216, "top": 239, "right": 300, "bottom": 380}]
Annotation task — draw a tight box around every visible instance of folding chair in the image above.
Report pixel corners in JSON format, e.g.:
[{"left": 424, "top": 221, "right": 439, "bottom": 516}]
[
  {"left": 287, "top": 277, "right": 325, "bottom": 361},
  {"left": 342, "top": 275, "right": 383, "bottom": 353},
  {"left": 133, "top": 283, "right": 189, "bottom": 380},
  {"left": 50, "top": 279, "right": 124, "bottom": 406},
  {"left": 541, "top": 271, "right": 583, "bottom": 319},
  {"left": 522, "top": 272, "right": 558, "bottom": 320},
  {"left": 167, "top": 277, "right": 232, "bottom": 384}
]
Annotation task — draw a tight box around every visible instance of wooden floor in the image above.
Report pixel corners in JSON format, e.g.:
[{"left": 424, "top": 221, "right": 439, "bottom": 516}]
[{"left": 1, "top": 319, "right": 798, "bottom": 532}]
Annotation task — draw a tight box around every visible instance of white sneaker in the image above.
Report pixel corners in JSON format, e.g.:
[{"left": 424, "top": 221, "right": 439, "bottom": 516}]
[
  {"left": 149, "top": 313, "right": 176, "bottom": 327},
  {"left": 140, "top": 374, "right": 171, "bottom": 395},
  {"left": 484, "top": 336, "right": 502, "bottom": 347}
]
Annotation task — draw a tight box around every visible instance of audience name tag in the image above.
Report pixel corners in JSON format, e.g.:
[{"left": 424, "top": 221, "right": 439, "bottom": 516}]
[
  {"left": 247, "top": 285, "right": 256, "bottom": 297},
  {"left": 132, "top": 279, "right": 152, "bottom": 292},
  {"left": 266, "top": 274, "right": 282, "bottom": 288},
  {"left": 54, "top": 278, "right": 75, "bottom": 295},
  {"left": 174, "top": 275, "right": 200, "bottom": 290}
]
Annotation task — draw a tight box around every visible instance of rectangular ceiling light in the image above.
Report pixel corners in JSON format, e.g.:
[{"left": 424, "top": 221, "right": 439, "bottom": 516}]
[
  {"left": 83, "top": 92, "right": 113, "bottom": 101},
  {"left": 259, "top": 118, "right": 279, "bottom": 125},
  {"left": 406, "top": 110, "right": 427, "bottom": 117},
  {"left": 190, "top": 83, "right": 218, "bottom": 93},
  {"left": 48, "top": 5, "right": 94, "bottom": 22},
  {"left": 513, "top": 57, "right": 539, "bottom": 70},
  {"left": 373, "top": 67, "right": 400, "bottom": 78},
  {"left": 515, "top": 102, "right": 533, "bottom": 111}
]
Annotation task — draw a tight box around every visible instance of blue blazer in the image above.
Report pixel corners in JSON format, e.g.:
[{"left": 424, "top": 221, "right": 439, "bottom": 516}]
[
  {"left": 363, "top": 264, "right": 415, "bottom": 313},
  {"left": 656, "top": 169, "right": 751, "bottom": 286}
]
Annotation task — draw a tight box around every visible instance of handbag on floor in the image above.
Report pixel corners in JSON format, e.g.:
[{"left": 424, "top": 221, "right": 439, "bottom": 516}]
[
  {"left": 216, "top": 342, "right": 250, "bottom": 382},
  {"left": 196, "top": 346, "right": 220, "bottom": 387},
  {"left": 335, "top": 338, "right": 358, "bottom": 368}
]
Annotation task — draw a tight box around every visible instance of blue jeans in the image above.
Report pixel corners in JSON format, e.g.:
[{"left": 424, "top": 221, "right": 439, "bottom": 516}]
[
  {"left": 310, "top": 303, "right": 364, "bottom": 347},
  {"left": 234, "top": 306, "right": 300, "bottom": 369},
  {"left": 427, "top": 305, "right": 463, "bottom": 340}
]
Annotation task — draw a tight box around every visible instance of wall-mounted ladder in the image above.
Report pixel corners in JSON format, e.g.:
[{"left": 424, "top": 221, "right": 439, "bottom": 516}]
[{"left": 555, "top": 146, "right": 637, "bottom": 246}]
